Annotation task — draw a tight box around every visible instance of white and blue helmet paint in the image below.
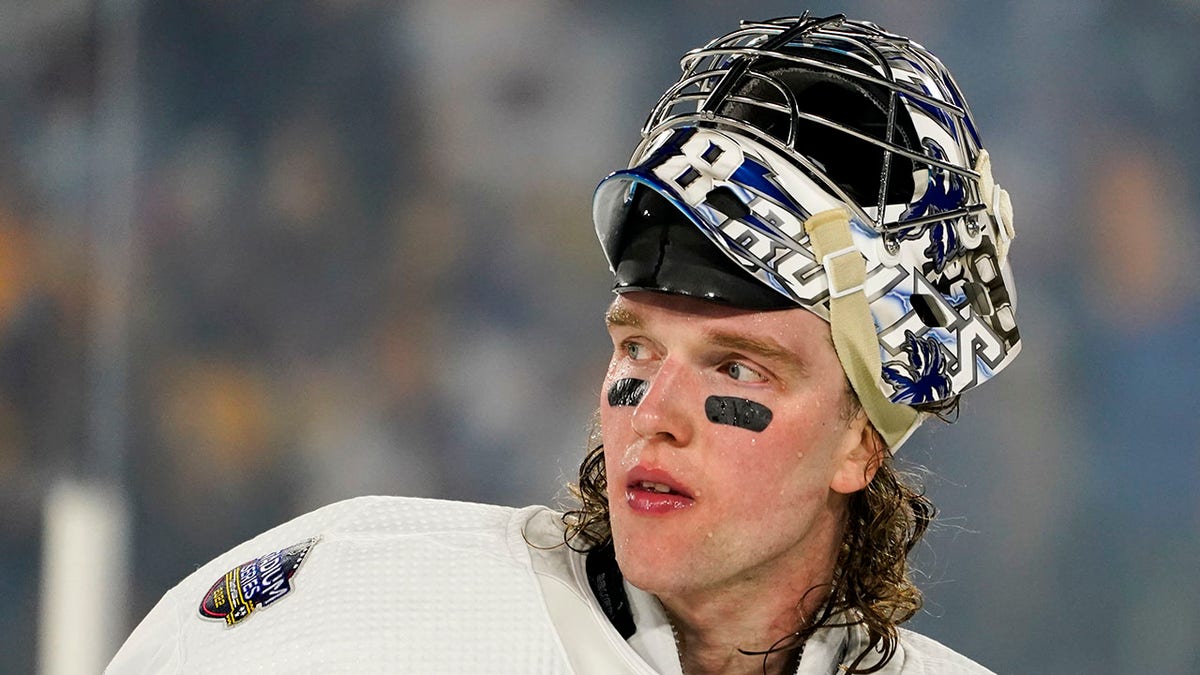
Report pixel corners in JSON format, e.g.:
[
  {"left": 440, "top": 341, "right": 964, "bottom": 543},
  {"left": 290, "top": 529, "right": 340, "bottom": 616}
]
[{"left": 594, "top": 14, "right": 1019, "bottom": 443}]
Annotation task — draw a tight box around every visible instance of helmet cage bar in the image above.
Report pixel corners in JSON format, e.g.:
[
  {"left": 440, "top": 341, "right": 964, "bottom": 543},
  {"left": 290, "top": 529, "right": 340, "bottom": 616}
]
[
  {"left": 821, "top": 27, "right": 903, "bottom": 232},
  {"left": 637, "top": 14, "right": 987, "bottom": 235},
  {"left": 667, "top": 49, "right": 970, "bottom": 122},
  {"left": 875, "top": 74, "right": 899, "bottom": 230}
]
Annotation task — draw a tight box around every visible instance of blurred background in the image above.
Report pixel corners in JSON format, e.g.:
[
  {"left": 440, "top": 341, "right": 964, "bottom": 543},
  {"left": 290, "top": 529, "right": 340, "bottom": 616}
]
[{"left": 1, "top": 0, "right": 1198, "bottom": 673}]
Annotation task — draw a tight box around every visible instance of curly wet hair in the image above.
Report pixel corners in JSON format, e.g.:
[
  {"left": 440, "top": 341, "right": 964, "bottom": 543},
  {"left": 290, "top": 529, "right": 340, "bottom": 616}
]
[{"left": 562, "top": 393, "right": 946, "bottom": 673}]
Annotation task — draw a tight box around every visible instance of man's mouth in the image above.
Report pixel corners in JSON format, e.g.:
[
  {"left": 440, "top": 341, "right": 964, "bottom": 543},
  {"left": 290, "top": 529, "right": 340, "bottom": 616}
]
[
  {"left": 637, "top": 480, "right": 675, "bottom": 494},
  {"left": 625, "top": 469, "right": 695, "bottom": 512},
  {"left": 627, "top": 475, "right": 692, "bottom": 499}
]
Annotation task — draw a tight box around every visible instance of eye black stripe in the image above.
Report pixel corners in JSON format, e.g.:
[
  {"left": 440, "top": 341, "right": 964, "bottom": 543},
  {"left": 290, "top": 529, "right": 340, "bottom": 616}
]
[
  {"left": 607, "top": 378, "right": 648, "bottom": 407},
  {"left": 704, "top": 396, "right": 772, "bottom": 432}
]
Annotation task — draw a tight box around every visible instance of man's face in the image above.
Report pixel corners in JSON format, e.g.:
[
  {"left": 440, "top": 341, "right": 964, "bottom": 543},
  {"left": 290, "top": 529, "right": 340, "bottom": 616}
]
[{"left": 600, "top": 291, "right": 874, "bottom": 600}]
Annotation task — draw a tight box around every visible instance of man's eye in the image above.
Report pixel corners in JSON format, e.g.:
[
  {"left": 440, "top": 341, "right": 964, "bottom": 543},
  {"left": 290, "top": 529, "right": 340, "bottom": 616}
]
[
  {"left": 725, "top": 362, "right": 765, "bottom": 383},
  {"left": 624, "top": 342, "right": 647, "bottom": 360}
]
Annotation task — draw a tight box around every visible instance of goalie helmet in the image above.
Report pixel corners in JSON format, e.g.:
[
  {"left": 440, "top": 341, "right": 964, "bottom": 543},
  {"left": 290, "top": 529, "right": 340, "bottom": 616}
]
[{"left": 593, "top": 14, "right": 1020, "bottom": 449}]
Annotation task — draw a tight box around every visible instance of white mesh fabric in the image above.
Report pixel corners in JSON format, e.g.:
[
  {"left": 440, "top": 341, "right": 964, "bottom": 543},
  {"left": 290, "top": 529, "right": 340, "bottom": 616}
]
[{"left": 107, "top": 497, "right": 571, "bottom": 674}]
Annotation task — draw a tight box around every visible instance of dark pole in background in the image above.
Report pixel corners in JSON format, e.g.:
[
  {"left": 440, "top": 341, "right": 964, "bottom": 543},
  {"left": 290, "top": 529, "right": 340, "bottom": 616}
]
[{"left": 38, "top": 0, "right": 139, "bottom": 671}]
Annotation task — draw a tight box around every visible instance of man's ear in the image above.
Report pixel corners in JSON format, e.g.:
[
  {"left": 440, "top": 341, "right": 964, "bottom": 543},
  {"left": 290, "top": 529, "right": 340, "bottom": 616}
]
[{"left": 830, "top": 413, "right": 884, "bottom": 495}]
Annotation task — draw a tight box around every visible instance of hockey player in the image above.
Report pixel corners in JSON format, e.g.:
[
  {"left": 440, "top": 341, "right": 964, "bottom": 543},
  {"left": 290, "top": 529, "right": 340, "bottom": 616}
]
[{"left": 108, "top": 14, "right": 1018, "bottom": 674}]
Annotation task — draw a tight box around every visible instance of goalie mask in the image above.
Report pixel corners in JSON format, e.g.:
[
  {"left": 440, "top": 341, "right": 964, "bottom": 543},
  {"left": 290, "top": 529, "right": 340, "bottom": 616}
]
[{"left": 593, "top": 14, "right": 1020, "bottom": 449}]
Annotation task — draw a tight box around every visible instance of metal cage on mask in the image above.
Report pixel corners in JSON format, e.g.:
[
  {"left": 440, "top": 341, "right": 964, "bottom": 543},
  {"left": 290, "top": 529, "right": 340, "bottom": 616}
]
[
  {"left": 642, "top": 13, "right": 1004, "bottom": 239},
  {"left": 593, "top": 13, "right": 1020, "bottom": 450}
]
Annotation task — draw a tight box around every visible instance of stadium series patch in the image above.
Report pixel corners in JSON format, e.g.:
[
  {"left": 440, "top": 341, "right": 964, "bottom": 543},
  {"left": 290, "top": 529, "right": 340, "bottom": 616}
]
[{"left": 198, "top": 537, "right": 318, "bottom": 627}]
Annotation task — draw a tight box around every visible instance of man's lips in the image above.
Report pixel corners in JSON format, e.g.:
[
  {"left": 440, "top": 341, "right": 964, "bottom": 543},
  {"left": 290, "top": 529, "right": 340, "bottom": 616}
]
[
  {"left": 624, "top": 467, "right": 695, "bottom": 513},
  {"left": 626, "top": 466, "right": 692, "bottom": 498}
]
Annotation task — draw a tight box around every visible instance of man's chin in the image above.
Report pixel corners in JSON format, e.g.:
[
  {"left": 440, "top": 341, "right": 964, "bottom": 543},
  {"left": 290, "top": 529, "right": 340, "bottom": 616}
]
[{"left": 610, "top": 531, "right": 701, "bottom": 598}]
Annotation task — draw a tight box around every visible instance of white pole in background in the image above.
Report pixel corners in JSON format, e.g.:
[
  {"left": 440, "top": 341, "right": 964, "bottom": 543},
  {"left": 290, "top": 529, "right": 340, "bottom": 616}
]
[
  {"left": 38, "top": 0, "right": 140, "bottom": 671},
  {"left": 39, "top": 482, "right": 131, "bottom": 674}
]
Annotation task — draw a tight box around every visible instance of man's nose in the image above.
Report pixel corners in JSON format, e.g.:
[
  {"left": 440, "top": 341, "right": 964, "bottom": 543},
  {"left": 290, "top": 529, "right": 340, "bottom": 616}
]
[{"left": 629, "top": 358, "right": 694, "bottom": 447}]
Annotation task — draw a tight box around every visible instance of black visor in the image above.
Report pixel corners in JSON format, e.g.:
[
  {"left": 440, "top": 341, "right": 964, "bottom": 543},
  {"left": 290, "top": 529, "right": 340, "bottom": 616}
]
[{"left": 610, "top": 187, "right": 796, "bottom": 310}]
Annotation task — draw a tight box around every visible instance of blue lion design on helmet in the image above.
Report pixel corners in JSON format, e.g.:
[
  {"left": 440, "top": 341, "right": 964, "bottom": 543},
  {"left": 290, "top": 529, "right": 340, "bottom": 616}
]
[
  {"left": 899, "top": 139, "right": 968, "bottom": 276},
  {"left": 882, "top": 330, "right": 952, "bottom": 405}
]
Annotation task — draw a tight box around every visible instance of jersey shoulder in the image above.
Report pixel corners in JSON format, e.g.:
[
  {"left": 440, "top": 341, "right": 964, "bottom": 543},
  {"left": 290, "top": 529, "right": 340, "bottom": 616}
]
[
  {"left": 893, "top": 627, "right": 996, "bottom": 674},
  {"left": 108, "top": 496, "right": 566, "bottom": 673}
]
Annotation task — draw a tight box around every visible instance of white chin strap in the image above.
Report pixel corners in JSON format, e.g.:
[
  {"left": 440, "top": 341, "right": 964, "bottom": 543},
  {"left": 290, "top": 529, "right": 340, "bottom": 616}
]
[{"left": 803, "top": 208, "right": 924, "bottom": 451}]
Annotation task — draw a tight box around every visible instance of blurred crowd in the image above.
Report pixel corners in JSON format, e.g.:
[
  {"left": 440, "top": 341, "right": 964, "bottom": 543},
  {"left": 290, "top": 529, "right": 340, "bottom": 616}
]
[{"left": 1, "top": 1, "right": 1197, "bottom": 673}]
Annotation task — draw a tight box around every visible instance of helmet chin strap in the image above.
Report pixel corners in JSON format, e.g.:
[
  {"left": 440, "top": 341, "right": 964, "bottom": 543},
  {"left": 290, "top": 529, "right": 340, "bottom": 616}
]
[{"left": 803, "top": 208, "right": 923, "bottom": 450}]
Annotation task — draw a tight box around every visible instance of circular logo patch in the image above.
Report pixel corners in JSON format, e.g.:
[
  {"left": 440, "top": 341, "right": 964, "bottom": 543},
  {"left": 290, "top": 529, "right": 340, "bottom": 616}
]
[{"left": 198, "top": 537, "right": 318, "bottom": 627}]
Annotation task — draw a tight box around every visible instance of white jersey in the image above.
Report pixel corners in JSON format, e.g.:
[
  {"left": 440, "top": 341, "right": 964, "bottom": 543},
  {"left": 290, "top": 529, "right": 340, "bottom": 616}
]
[{"left": 108, "top": 496, "right": 993, "bottom": 674}]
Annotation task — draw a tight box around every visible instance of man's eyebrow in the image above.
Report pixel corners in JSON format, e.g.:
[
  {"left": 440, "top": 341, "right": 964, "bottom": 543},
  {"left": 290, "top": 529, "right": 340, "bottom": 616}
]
[
  {"left": 605, "top": 305, "right": 642, "bottom": 329},
  {"left": 707, "top": 331, "right": 801, "bottom": 369}
]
